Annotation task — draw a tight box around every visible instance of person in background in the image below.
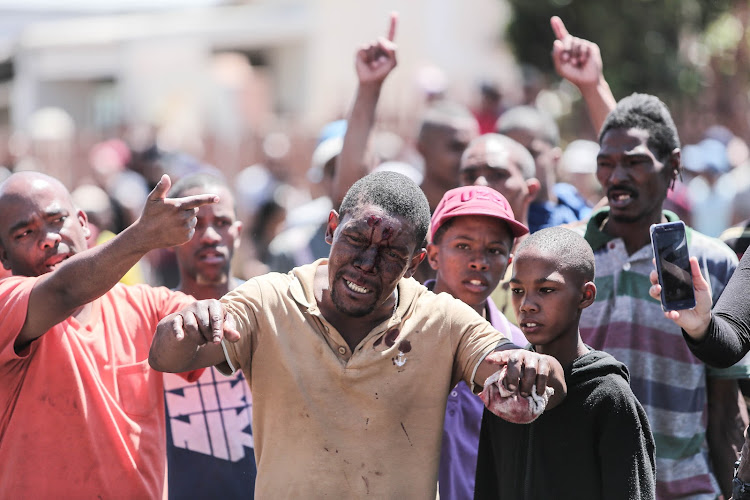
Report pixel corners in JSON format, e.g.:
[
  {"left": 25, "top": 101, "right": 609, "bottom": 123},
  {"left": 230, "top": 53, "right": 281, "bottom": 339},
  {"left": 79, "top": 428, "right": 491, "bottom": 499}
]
[
  {"left": 0, "top": 171, "right": 217, "bottom": 498},
  {"left": 458, "top": 132, "right": 539, "bottom": 326},
  {"left": 682, "top": 137, "right": 734, "bottom": 238},
  {"left": 649, "top": 242, "right": 750, "bottom": 500},
  {"left": 332, "top": 12, "right": 476, "bottom": 285},
  {"left": 496, "top": 105, "right": 591, "bottom": 232},
  {"left": 266, "top": 120, "right": 346, "bottom": 273},
  {"left": 554, "top": 18, "right": 748, "bottom": 497},
  {"left": 458, "top": 133, "right": 539, "bottom": 237},
  {"left": 425, "top": 185, "right": 529, "bottom": 499},
  {"left": 163, "top": 173, "right": 256, "bottom": 499},
  {"left": 332, "top": 12, "right": 478, "bottom": 214},
  {"left": 573, "top": 92, "right": 745, "bottom": 498},
  {"left": 472, "top": 80, "right": 506, "bottom": 135},
  {"left": 558, "top": 139, "right": 604, "bottom": 209}
]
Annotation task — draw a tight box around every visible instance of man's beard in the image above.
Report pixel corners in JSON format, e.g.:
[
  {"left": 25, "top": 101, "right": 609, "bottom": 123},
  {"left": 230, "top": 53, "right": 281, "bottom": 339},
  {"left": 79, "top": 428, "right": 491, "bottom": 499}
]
[{"left": 330, "top": 280, "right": 376, "bottom": 318}]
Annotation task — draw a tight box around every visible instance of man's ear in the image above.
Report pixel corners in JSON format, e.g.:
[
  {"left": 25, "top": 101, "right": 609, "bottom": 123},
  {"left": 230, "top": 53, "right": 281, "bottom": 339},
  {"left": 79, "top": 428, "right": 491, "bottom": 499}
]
[
  {"left": 551, "top": 146, "right": 563, "bottom": 164},
  {"left": 0, "top": 241, "right": 10, "bottom": 271},
  {"left": 580, "top": 281, "right": 597, "bottom": 309},
  {"left": 526, "top": 178, "right": 541, "bottom": 201},
  {"left": 404, "top": 248, "right": 426, "bottom": 278},
  {"left": 425, "top": 243, "right": 440, "bottom": 271},
  {"left": 78, "top": 209, "right": 91, "bottom": 239},
  {"left": 325, "top": 210, "right": 340, "bottom": 245},
  {"left": 232, "top": 221, "right": 243, "bottom": 251},
  {"left": 668, "top": 148, "right": 681, "bottom": 188}
]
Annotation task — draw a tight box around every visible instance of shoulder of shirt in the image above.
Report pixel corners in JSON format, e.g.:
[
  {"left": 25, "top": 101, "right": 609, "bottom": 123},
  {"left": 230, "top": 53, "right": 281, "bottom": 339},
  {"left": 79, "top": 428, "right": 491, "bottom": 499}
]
[
  {"left": 236, "top": 270, "right": 296, "bottom": 290},
  {"left": 720, "top": 221, "right": 750, "bottom": 242},
  {"left": 411, "top": 278, "right": 481, "bottom": 315},
  {"left": 688, "top": 226, "right": 739, "bottom": 262},
  {"left": 109, "top": 282, "right": 192, "bottom": 301},
  {"left": 0, "top": 275, "right": 36, "bottom": 295}
]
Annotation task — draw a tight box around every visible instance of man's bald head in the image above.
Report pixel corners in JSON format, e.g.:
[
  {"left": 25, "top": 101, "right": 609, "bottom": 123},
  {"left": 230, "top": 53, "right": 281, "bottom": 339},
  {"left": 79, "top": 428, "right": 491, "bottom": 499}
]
[
  {"left": 461, "top": 134, "right": 536, "bottom": 180},
  {"left": 0, "top": 171, "right": 71, "bottom": 199},
  {"left": 0, "top": 171, "right": 90, "bottom": 277}
]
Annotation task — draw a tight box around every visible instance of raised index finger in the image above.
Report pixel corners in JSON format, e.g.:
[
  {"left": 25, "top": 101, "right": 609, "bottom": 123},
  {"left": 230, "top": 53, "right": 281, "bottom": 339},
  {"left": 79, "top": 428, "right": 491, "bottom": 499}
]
[
  {"left": 550, "top": 16, "right": 570, "bottom": 41},
  {"left": 386, "top": 11, "right": 398, "bottom": 42},
  {"left": 173, "top": 193, "right": 220, "bottom": 210}
]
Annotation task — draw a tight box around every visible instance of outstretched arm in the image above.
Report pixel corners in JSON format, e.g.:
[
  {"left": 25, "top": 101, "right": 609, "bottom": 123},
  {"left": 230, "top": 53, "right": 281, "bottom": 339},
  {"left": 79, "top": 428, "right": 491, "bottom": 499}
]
[
  {"left": 551, "top": 16, "right": 616, "bottom": 135},
  {"left": 149, "top": 299, "right": 241, "bottom": 373},
  {"left": 475, "top": 344, "right": 567, "bottom": 409},
  {"left": 331, "top": 12, "right": 398, "bottom": 207},
  {"left": 17, "top": 175, "right": 218, "bottom": 350}
]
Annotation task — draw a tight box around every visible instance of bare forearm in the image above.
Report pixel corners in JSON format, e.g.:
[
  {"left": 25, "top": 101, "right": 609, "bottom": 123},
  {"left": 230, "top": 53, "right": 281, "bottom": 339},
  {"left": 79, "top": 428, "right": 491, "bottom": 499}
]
[
  {"left": 20, "top": 222, "right": 155, "bottom": 346},
  {"left": 578, "top": 78, "right": 616, "bottom": 136},
  {"left": 332, "top": 83, "right": 381, "bottom": 207},
  {"left": 48, "top": 223, "right": 149, "bottom": 307}
]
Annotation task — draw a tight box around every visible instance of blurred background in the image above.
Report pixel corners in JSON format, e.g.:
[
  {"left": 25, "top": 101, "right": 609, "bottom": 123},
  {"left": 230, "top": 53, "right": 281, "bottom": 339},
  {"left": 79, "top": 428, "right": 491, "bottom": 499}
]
[{"left": 1, "top": 0, "right": 749, "bottom": 282}]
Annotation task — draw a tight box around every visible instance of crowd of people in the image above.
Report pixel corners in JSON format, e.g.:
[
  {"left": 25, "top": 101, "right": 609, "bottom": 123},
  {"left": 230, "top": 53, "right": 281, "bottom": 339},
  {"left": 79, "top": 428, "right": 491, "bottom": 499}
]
[{"left": 4, "top": 11, "right": 750, "bottom": 500}]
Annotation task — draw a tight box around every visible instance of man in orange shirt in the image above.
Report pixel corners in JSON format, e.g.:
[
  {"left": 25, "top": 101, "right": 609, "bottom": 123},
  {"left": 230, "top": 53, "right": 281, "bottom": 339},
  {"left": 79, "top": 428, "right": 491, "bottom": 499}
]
[{"left": 0, "top": 171, "right": 217, "bottom": 498}]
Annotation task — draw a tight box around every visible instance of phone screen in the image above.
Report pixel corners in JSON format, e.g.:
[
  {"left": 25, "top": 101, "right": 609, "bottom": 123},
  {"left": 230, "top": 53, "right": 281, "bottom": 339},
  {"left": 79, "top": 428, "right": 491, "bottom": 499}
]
[{"left": 652, "top": 222, "right": 695, "bottom": 310}]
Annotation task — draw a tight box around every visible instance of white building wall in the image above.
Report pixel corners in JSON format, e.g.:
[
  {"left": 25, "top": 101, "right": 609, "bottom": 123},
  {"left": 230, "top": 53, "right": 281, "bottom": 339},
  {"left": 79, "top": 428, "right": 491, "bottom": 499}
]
[{"left": 8, "top": 0, "right": 518, "bottom": 136}]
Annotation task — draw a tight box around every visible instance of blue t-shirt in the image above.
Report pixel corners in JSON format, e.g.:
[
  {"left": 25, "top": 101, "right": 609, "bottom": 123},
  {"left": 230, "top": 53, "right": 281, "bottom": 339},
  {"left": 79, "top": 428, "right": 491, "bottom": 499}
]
[{"left": 528, "top": 183, "right": 591, "bottom": 233}]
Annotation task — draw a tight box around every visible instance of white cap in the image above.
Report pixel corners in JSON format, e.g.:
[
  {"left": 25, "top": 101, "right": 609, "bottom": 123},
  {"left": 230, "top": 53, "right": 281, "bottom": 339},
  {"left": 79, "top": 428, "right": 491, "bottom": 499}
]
[
  {"left": 372, "top": 160, "right": 424, "bottom": 186},
  {"left": 307, "top": 136, "right": 344, "bottom": 184},
  {"left": 560, "top": 140, "right": 600, "bottom": 174}
]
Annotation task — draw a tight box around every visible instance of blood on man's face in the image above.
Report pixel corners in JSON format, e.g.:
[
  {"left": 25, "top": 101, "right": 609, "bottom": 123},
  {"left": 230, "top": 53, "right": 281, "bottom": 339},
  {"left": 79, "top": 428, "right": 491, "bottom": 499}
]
[{"left": 326, "top": 204, "right": 420, "bottom": 318}]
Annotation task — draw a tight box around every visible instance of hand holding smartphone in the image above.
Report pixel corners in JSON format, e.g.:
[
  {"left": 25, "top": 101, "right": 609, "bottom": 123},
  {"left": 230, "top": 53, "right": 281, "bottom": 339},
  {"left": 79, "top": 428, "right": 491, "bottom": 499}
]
[{"left": 650, "top": 221, "right": 696, "bottom": 311}]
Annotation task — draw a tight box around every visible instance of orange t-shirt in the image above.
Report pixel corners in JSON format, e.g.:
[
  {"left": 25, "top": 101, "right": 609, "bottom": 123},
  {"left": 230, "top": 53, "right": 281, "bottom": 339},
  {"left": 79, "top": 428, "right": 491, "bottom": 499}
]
[{"left": 0, "top": 277, "right": 199, "bottom": 499}]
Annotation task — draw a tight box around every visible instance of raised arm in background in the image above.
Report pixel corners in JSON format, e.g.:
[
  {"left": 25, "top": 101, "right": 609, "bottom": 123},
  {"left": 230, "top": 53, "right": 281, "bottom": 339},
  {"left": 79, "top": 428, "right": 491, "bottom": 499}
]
[
  {"left": 331, "top": 12, "right": 398, "bottom": 207},
  {"left": 551, "top": 16, "right": 617, "bottom": 136}
]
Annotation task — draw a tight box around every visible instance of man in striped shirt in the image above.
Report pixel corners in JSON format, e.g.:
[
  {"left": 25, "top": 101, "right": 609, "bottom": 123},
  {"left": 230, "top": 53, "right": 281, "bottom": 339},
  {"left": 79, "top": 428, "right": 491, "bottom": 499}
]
[{"left": 571, "top": 92, "right": 747, "bottom": 499}]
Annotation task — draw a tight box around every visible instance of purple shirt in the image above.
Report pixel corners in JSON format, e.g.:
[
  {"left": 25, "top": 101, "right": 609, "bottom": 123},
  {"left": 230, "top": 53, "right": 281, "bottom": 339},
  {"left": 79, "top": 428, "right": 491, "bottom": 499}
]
[{"left": 426, "top": 280, "right": 526, "bottom": 500}]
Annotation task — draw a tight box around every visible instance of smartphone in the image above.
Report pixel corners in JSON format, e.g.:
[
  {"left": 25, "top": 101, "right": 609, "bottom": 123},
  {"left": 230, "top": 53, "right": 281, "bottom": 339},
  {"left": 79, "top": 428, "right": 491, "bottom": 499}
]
[{"left": 650, "top": 221, "right": 696, "bottom": 311}]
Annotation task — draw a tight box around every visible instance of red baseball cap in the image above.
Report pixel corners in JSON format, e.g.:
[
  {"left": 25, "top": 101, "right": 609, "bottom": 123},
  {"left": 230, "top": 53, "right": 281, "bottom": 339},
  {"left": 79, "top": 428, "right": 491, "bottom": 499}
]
[{"left": 429, "top": 186, "right": 529, "bottom": 242}]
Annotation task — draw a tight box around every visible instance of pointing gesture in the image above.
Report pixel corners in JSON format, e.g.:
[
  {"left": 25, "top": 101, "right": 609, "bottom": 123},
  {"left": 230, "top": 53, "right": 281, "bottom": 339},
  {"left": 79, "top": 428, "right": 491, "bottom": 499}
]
[
  {"left": 551, "top": 16, "right": 603, "bottom": 89},
  {"left": 550, "top": 16, "right": 616, "bottom": 134},
  {"left": 137, "top": 174, "right": 219, "bottom": 249},
  {"left": 355, "top": 12, "right": 398, "bottom": 86}
]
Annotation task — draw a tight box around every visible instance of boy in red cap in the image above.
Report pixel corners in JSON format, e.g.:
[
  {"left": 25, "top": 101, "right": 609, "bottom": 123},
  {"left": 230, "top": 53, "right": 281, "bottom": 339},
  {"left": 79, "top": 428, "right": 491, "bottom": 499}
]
[{"left": 426, "top": 185, "right": 529, "bottom": 500}]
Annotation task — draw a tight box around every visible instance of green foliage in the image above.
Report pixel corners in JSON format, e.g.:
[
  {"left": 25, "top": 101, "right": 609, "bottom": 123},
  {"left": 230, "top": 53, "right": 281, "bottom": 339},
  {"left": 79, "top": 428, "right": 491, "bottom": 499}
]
[{"left": 505, "top": 0, "right": 734, "bottom": 100}]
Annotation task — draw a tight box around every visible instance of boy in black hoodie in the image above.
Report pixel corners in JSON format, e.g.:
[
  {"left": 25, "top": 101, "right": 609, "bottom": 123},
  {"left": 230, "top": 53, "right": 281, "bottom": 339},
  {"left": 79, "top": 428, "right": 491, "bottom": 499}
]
[{"left": 474, "top": 226, "right": 656, "bottom": 499}]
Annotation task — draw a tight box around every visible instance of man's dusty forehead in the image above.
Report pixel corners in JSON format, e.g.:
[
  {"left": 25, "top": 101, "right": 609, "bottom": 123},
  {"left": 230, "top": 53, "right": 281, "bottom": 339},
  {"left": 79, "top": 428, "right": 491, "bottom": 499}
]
[{"left": 344, "top": 204, "right": 409, "bottom": 227}]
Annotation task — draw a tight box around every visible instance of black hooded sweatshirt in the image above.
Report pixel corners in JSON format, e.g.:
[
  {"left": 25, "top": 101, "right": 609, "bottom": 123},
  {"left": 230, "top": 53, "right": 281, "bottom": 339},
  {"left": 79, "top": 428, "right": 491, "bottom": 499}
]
[{"left": 474, "top": 348, "right": 656, "bottom": 500}]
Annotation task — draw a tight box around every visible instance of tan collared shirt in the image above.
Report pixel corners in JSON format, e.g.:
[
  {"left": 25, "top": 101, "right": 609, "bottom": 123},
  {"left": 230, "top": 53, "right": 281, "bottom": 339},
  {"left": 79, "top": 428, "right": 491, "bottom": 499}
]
[{"left": 221, "top": 259, "right": 508, "bottom": 498}]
